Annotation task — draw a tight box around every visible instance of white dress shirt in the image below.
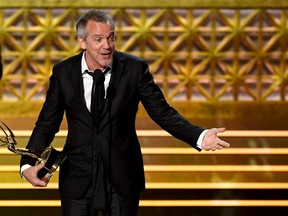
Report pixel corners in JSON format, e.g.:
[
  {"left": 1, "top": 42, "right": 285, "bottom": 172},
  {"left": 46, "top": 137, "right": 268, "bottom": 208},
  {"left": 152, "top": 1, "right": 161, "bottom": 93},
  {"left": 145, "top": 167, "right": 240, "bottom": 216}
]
[{"left": 81, "top": 52, "right": 112, "bottom": 111}]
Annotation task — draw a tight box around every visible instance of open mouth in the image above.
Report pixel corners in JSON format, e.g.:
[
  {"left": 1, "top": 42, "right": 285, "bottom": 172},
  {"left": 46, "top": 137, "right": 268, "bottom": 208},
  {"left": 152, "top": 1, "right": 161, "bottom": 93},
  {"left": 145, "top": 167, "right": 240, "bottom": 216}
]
[{"left": 100, "top": 52, "right": 111, "bottom": 56}]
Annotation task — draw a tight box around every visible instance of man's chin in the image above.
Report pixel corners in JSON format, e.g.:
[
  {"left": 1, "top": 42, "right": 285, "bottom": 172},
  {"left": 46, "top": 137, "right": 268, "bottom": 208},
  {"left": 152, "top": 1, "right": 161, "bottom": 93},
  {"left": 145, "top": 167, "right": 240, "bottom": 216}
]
[{"left": 101, "top": 59, "right": 112, "bottom": 67}]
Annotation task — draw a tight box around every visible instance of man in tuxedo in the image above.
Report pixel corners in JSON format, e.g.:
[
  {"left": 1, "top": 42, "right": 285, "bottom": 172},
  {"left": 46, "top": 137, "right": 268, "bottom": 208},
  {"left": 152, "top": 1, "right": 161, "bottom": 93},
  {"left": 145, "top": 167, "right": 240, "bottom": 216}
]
[{"left": 20, "top": 9, "right": 230, "bottom": 216}]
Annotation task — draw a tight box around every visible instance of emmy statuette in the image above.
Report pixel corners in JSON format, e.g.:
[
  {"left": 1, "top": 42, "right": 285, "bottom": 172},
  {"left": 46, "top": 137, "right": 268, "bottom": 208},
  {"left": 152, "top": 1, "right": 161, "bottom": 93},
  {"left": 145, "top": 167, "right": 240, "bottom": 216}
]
[{"left": 0, "top": 121, "right": 66, "bottom": 182}]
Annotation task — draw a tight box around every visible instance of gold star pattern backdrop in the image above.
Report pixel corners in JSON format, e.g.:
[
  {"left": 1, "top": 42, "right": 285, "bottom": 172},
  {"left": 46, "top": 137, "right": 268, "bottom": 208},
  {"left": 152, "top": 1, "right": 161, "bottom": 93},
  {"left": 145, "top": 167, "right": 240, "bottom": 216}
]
[{"left": 0, "top": 1, "right": 287, "bottom": 121}]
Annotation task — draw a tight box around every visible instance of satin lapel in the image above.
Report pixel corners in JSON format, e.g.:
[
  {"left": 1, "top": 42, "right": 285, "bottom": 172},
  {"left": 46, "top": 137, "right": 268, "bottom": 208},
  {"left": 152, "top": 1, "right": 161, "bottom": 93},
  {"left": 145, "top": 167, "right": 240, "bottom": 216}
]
[
  {"left": 109, "top": 51, "right": 125, "bottom": 92},
  {"left": 72, "top": 52, "right": 90, "bottom": 115},
  {"left": 99, "top": 51, "right": 125, "bottom": 129}
]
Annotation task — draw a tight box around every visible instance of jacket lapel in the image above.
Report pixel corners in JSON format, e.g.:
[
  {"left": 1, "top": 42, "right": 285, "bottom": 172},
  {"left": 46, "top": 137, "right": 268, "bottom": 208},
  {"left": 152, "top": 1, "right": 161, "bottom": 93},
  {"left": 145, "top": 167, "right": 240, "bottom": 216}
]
[
  {"left": 109, "top": 51, "right": 125, "bottom": 91},
  {"left": 71, "top": 52, "right": 91, "bottom": 116}
]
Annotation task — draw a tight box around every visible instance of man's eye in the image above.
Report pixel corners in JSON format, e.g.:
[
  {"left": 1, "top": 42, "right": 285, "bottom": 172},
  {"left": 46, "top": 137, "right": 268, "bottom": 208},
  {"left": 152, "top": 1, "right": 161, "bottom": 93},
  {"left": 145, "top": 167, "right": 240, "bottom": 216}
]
[
  {"left": 94, "top": 38, "right": 102, "bottom": 43},
  {"left": 108, "top": 36, "right": 115, "bottom": 41}
]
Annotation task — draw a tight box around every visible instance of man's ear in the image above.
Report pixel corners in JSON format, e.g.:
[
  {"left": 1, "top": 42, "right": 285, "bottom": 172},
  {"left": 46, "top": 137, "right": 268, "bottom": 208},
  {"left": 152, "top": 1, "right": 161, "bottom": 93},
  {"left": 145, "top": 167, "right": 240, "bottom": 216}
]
[{"left": 77, "top": 36, "right": 87, "bottom": 50}]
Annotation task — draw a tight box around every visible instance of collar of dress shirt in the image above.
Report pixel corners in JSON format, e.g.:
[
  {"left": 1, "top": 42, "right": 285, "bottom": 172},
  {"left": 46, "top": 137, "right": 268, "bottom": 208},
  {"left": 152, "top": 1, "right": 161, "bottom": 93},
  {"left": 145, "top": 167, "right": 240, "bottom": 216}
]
[{"left": 81, "top": 51, "right": 112, "bottom": 74}]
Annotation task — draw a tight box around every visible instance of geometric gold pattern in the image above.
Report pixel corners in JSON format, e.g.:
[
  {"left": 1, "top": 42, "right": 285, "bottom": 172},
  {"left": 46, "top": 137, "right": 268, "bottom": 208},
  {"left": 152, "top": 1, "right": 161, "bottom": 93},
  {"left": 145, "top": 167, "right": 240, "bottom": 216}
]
[
  {"left": 0, "top": 1, "right": 288, "bottom": 116},
  {"left": 0, "top": 2, "right": 287, "bottom": 214},
  {"left": 119, "top": 8, "right": 288, "bottom": 102}
]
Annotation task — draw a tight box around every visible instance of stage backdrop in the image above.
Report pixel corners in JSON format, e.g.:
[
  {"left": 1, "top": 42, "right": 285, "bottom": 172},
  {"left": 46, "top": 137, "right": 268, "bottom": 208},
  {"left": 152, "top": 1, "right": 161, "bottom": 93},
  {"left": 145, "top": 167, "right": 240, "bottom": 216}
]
[
  {"left": 0, "top": 1, "right": 288, "bottom": 216},
  {"left": 0, "top": 0, "right": 288, "bottom": 130}
]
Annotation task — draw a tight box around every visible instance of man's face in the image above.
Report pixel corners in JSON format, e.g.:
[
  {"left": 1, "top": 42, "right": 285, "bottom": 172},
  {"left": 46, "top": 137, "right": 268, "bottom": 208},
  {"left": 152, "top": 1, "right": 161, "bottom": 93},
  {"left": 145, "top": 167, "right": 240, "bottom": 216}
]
[{"left": 78, "top": 20, "right": 115, "bottom": 71}]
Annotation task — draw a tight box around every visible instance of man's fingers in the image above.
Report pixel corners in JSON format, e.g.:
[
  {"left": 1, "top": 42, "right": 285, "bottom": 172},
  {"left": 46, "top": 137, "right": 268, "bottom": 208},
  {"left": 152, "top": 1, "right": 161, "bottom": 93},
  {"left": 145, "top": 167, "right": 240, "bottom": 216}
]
[
  {"left": 34, "top": 163, "right": 48, "bottom": 187},
  {"left": 211, "top": 127, "right": 226, "bottom": 134},
  {"left": 33, "top": 180, "right": 47, "bottom": 187},
  {"left": 214, "top": 128, "right": 230, "bottom": 148},
  {"left": 218, "top": 140, "right": 230, "bottom": 148},
  {"left": 35, "top": 162, "right": 45, "bottom": 169},
  {"left": 202, "top": 127, "right": 231, "bottom": 151},
  {"left": 23, "top": 163, "right": 48, "bottom": 187}
]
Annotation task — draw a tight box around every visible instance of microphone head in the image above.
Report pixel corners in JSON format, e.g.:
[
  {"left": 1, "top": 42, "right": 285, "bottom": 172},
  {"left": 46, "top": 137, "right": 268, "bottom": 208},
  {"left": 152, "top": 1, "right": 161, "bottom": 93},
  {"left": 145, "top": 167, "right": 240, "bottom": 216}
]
[
  {"left": 93, "top": 69, "right": 104, "bottom": 83},
  {"left": 94, "top": 69, "right": 102, "bottom": 74}
]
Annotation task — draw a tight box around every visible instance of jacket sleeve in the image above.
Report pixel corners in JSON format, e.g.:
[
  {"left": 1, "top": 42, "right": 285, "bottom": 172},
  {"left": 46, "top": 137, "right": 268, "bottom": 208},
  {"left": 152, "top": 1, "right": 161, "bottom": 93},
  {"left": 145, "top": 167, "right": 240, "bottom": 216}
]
[
  {"left": 20, "top": 66, "right": 65, "bottom": 167},
  {"left": 138, "top": 61, "right": 204, "bottom": 150}
]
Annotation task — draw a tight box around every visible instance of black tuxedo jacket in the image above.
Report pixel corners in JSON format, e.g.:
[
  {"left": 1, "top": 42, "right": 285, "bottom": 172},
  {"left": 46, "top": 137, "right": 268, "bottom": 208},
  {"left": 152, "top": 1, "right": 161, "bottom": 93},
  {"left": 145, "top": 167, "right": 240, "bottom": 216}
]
[{"left": 20, "top": 51, "right": 204, "bottom": 198}]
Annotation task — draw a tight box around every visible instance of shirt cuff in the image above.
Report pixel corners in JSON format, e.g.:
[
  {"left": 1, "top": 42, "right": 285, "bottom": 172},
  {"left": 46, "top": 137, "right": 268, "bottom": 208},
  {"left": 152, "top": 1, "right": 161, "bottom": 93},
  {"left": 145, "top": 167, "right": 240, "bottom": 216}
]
[
  {"left": 20, "top": 164, "right": 32, "bottom": 179},
  {"left": 196, "top": 129, "right": 208, "bottom": 150}
]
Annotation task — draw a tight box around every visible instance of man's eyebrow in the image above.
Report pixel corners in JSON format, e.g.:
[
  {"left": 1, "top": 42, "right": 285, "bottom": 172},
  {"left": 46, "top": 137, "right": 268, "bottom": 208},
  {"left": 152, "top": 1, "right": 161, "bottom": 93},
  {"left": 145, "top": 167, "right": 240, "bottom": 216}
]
[
  {"left": 93, "top": 34, "right": 103, "bottom": 37},
  {"left": 93, "top": 32, "right": 115, "bottom": 37}
]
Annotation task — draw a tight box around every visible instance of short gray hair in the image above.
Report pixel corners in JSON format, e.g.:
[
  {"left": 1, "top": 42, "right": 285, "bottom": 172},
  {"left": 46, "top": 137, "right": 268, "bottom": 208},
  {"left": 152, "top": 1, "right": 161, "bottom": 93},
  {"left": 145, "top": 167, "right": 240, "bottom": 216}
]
[{"left": 76, "top": 9, "right": 115, "bottom": 40}]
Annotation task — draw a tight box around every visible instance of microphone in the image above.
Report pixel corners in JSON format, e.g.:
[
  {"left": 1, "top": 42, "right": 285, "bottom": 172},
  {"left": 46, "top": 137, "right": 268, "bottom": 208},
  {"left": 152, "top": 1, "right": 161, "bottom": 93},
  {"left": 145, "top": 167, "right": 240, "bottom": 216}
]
[{"left": 93, "top": 69, "right": 104, "bottom": 84}]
